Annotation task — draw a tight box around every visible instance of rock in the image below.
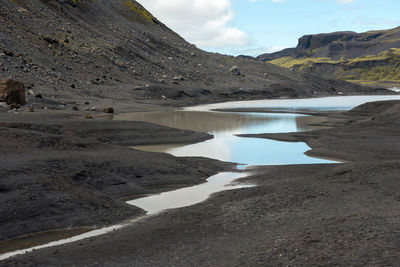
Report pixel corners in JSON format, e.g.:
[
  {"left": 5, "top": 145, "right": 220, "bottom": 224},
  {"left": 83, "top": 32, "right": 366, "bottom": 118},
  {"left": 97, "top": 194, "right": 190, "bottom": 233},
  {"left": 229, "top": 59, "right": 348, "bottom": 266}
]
[
  {"left": 174, "top": 76, "right": 184, "bottom": 81},
  {"left": 91, "top": 106, "right": 96, "bottom": 111},
  {"left": 83, "top": 115, "right": 93, "bottom": 119},
  {"left": 9, "top": 103, "right": 18, "bottom": 110},
  {"left": 84, "top": 101, "right": 90, "bottom": 105},
  {"left": 72, "top": 105, "right": 79, "bottom": 111},
  {"left": 4, "top": 50, "right": 13, "bottom": 57},
  {"left": 35, "top": 94, "right": 43, "bottom": 99},
  {"left": 27, "top": 106, "right": 34, "bottom": 112},
  {"left": 0, "top": 78, "right": 26, "bottom": 105},
  {"left": 229, "top": 66, "right": 241, "bottom": 75},
  {"left": 103, "top": 107, "right": 114, "bottom": 113},
  {"left": 43, "top": 36, "right": 58, "bottom": 44}
]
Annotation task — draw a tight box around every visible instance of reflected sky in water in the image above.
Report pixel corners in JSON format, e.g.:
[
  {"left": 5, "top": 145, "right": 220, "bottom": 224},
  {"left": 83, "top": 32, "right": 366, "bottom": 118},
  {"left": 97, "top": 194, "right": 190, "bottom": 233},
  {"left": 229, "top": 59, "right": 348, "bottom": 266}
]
[
  {"left": 124, "top": 95, "right": 400, "bottom": 166},
  {"left": 128, "top": 112, "right": 333, "bottom": 166},
  {"left": 127, "top": 172, "right": 252, "bottom": 215},
  {"left": 186, "top": 95, "right": 400, "bottom": 112}
]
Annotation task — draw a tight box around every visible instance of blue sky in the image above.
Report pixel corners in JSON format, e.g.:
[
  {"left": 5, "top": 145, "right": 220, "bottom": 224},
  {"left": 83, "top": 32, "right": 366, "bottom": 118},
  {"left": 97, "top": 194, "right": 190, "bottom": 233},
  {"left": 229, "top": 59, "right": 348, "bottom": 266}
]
[{"left": 138, "top": 0, "right": 400, "bottom": 56}]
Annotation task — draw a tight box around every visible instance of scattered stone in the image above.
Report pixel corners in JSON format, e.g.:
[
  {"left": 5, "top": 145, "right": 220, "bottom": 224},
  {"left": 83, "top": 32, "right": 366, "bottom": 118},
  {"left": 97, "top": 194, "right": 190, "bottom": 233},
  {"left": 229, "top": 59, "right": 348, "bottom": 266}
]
[
  {"left": 9, "top": 103, "right": 18, "bottom": 110},
  {"left": 174, "top": 76, "right": 184, "bottom": 81},
  {"left": 115, "top": 60, "right": 125, "bottom": 67},
  {"left": 70, "top": 84, "right": 76, "bottom": 89},
  {"left": 84, "top": 101, "right": 90, "bottom": 105},
  {"left": 43, "top": 36, "right": 58, "bottom": 44},
  {"left": 4, "top": 50, "right": 13, "bottom": 57},
  {"left": 91, "top": 106, "right": 96, "bottom": 111},
  {"left": 264, "top": 73, "right": 268, "bottom": 77},
  {"left": 229, "top": 66, "right": 241, "bottom": 75},
  {"left": 0, "top": 102, "right": 7, "bottom": 108},
  {"left": 83, "top": 114, "right": 93, "bottom": 119},
  {"left": 72, "top": 105, "right": 79, "bottom": 111},
  {"left": 103, "top": 107, "right": 114, "bottom": 113},
  {"left": 18, "top": 7, "right": 30, "bottom": 15},
  {"left": 27, "top": 106, "right": 34, "bottom": 112},
  {"left": 161, "top": 95, "right": 167, "bottom": 99},
  {"left": 0, "top": 78, "right": 26, "bottom": 105},
  {"left": 35, "top": 94, "right": 43, "bottom": 99}
]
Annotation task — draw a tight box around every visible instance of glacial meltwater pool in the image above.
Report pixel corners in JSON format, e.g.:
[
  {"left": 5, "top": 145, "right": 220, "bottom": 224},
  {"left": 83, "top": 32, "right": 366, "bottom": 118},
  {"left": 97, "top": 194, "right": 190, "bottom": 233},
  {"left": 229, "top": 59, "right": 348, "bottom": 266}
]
[{"left": 119, "top": 95, "right": 400, "bottom": 214}]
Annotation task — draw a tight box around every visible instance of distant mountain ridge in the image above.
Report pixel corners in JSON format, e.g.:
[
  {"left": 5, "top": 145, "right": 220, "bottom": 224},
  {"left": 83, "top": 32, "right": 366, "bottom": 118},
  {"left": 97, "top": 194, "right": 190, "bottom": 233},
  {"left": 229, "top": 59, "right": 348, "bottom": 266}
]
[{"left": 256, "top": 27, "right": 400, "bottom": 87}]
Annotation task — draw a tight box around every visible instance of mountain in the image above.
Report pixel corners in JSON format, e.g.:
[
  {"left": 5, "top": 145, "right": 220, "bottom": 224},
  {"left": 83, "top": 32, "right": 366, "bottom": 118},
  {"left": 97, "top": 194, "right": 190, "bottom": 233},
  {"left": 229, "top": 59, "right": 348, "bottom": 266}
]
[
  {"left": 257, "top": 27, "right": 400, "bottom": 87},
  {"left": 0, "top": 0, "right": 383, "bottom": 108}
]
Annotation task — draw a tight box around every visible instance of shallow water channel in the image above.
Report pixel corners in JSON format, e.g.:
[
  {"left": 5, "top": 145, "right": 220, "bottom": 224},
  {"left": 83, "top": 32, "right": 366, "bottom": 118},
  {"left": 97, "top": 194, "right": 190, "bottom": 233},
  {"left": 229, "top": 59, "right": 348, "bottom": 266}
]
[
  {"left": 121, "top": 95, "right": 400, "bottom": 213},
  {"left": 2, "top": 95, "right": 400, "bottom": 260}
]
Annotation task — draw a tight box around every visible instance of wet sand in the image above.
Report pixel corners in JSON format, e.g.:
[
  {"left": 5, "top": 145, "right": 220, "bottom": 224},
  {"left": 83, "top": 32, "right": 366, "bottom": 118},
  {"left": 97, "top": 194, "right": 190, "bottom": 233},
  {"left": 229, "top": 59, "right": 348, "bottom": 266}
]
[
  {"left": 3, "top": 100, "right": 400, "bottom": 266},
  {"left": 0, "top": 109, "right": 234, "bottom": 252}
]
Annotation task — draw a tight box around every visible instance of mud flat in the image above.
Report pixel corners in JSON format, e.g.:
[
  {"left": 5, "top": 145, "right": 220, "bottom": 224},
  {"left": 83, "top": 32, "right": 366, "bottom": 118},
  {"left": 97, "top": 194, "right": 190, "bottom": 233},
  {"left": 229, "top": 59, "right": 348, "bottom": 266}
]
[
  {"left": 3, "top": 99, "right": 400, "bottom": 266},
  {"left": 0, "top": 110, "right": 234, "bottom": 254}
]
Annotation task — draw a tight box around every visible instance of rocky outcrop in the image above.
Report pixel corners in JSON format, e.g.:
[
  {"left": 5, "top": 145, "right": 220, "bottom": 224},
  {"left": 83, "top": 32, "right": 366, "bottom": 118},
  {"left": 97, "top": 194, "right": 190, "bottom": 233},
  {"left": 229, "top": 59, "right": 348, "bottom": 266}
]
[
  {"left": 256, "top": 27, "right": 400, "bottom": 86},
  {"left": 258, "top": 27, "right": 400, "bottom": 61},
  {"left": 0, "top": 78, "right": 26, "bottom": 105}
]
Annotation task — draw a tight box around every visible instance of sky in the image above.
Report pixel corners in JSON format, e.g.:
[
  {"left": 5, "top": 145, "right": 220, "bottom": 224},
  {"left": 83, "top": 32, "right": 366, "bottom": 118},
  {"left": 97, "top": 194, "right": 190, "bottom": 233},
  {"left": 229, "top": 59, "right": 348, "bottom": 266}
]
[{"left": 137, "top": 0, "right": 400, "bottom": 56}]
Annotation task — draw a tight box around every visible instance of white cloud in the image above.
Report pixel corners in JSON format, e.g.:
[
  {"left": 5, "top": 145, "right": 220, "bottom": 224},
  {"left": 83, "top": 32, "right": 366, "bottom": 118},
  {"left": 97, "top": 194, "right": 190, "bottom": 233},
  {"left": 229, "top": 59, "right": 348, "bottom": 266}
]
[
  {"left": 272, "top": 0, "right": 286, "bottom": 3},
  {"left": 137, "top": 0, "right": 250, "bottom": 49},
  {"left": 337, "top": 0, "right": 355, "bottom": 4}
]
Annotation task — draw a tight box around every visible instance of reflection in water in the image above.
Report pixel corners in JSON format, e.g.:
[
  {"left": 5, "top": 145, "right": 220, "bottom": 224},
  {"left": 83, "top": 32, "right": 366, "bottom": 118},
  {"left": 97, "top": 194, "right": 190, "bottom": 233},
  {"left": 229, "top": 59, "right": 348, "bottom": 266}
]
[
  {"left": 127, "top": 112, "right": 334, "bottom": 166},
  {"left": 185, "top": 95, "right": 400, "bottom": 112},
  {"left": 128, "top": 172, "right": 253, "bottom": 215},
  {"left": 116, "top": 111, "right": 282, "bottom": 133}
]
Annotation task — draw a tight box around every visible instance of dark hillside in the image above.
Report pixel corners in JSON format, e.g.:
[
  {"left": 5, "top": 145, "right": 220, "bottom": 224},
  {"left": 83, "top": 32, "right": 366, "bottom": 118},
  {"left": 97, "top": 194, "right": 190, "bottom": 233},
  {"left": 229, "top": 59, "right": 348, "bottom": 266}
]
[{"left": 0, "top": 0, "right": 381, "bottom": 108}]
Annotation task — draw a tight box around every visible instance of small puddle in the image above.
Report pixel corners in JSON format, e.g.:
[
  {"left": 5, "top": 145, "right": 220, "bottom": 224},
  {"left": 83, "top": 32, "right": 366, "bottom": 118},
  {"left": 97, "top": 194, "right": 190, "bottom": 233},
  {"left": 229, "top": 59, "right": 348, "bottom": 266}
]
[{"left": 127, "top": 172, "right": 253, "bottom": 215}]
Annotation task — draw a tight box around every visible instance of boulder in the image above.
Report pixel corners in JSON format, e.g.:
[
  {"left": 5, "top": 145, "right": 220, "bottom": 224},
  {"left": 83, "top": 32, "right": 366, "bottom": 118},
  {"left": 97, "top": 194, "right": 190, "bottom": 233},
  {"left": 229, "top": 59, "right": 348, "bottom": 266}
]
[
  {"left": 229, "top": 66, "right": 241, "bottom": 75},
  {"left": 103, "top": 107, "right": 114, "bottom": 113},
  {"left": 0, "top": 78, "right": 26, "bottom": 105}
]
